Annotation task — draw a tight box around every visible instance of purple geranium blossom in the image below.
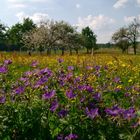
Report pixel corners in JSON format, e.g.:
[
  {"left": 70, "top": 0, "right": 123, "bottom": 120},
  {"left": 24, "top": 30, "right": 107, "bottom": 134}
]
[
  {"left": 113, "top": 77, "right": 121, "bottom": 83},
  {"left": 40, "top": 68, "right": 52, "bottom": 77},
  {"left": 123, "top": 108, "right": 136, "bottom": 120},
  {"left": 34, "top": 76, "right": 48, "bottom": 88},
  {"left": 86, "top": 66, "right": 93, "bottom": 70},
  {"left": 57, "top": 58, "right": 64, "bottom": 63},
  {"left": 14, "top": 86, "right": 25, "bottom": 94},
  {"left": 94, "top": 65, "right": 101, "bottom": 71},
  {"left": 30, "top": 60, "right": 39, "bottom": 67},
  {"left": 42, "top": 90, "right": 56, "bottom": 100},
  {"left": 105, "top": 106, "right": 123, "bottom": 117},
  {"left": 85, "top": 85, "right": 93, "bottom": 92},
  {"left": 4, "top": 59, "right": 12, "bottom": 65},
  {"left": 57, "top": 134, "right": 64, "bottom": 140},
  {"left": 131, "top": 122, "right": 139, "bottom": 128},
  {"left": 68, "top": 66, "right": 74, "bottom": 71},
  {"left": 0, "top": 96, "right": 6, "bottom": 104},
  {"left": 58, "top": 109, "right": 68, "bottom": 118},
  {"left": 19, "top": 77, "right": 28, "bottom": 82},
  {"left": 93, "top": 92, "right": 101, "bottom": 101},
  {"left": 24, "top": 71, "right": 33, "bottom": 77},
  {"left": 50, "top": 100, "right": 59, "bottom": 112},
  {"left": 66, "top": 90, "right": 76, "bottom": 99},
  {"left": 86, "top": 107, "right": 99, "bottom": 119},
  {"left": 65, "top": 134, "right": 78, "bottom": 140},
  {"left": 124, "top": 92, "right": 131, "bottom": 97},
  {"left": 0, "top": 66, "right": 7, "bottom": 74}
]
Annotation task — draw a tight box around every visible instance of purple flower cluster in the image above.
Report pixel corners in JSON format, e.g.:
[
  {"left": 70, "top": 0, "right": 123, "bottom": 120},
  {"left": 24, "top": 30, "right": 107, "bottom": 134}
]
[
  {"left": 86, "top": 107, "right": 99, "bottom": 119},
  {"left": 42, "top": 90, "right": 56, "bottom": 100},
  {"left": 105, "top": 106, "right": 136, "bottom": 120}
]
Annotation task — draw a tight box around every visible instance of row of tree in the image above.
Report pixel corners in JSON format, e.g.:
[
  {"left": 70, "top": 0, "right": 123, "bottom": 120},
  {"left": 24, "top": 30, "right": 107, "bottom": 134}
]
[
  {"left": 0, "top": 18, "right": 97, "bottom": 55},
  {"left": 112, "top": 19, "right": 140, "bottom": 54},
  {"left": 0, "top": 17, "right": 140, "bottom": 55}
]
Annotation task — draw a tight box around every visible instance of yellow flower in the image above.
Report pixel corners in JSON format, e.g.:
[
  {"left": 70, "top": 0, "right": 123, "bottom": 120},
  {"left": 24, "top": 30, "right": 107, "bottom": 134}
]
[
  {"left": 128, "top": 79, "right": 132, "bottom": 83},
  {"left": 117, "top": 85, "right": 122, "bottom": 89}
]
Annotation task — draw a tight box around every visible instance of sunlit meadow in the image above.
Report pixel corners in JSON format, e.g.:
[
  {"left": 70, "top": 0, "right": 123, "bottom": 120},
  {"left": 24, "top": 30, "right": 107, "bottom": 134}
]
[{"left": 0, "top": 52, "right": 140, "bottom": 140}]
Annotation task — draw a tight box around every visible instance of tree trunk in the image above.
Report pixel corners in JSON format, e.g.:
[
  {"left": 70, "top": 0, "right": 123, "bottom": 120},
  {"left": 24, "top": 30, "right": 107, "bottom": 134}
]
[
  {"left": 91, "top": 48, "right": 94, "bottom": 55},
  {"left": 47, "top": 49, "right": 51, "bottom": 55},
  {"left": 75, "top": 49, "right": 78, "bottom": 55},
  {"left": 54, "top": 48, "right": 57, "bottom": 55},
  {"left": 133, "top": 44, "right": 136, "bottom": 55},
  {"left": 87, "top": 48, "right": 89, "bottom": 54},
  {"left": 61, "top": 48, "right": 64, "bottom": 56},
  {"left": 28, "top": 51, "right": 31, "bottom": 56},
  {"left": 69, "top": 49, "right": 72, "bottom": 55},
  {"left": 133, "top": 38, "right": 137, "bottom": 55}
]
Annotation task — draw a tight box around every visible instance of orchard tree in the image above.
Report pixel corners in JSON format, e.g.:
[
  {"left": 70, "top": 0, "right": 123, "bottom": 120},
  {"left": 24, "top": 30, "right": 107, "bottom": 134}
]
[
  {"left": 112, "top": 18, "right": 140, "bottom": 54},
  {"left": 127, "top": 18, "right": 140, "bottom": 54},
  {"left": 82, "top": 26, "right": 97, "bottom": 54},
  {"left": 7, "top": 18, "right": 36, "bottom": 51},
  {"left": 112, "top": 28, "right": 130, "bottom": 53},
  {"left": 0, "top": 21, "right": 7, "bottom": 45},
  {"left": 23, "top": 20, "right": 77, "bottom": 55}
]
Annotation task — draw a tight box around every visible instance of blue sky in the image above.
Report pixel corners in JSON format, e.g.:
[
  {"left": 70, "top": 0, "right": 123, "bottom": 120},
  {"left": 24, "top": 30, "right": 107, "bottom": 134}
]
[{"left": 0, "top": 0, "right": 140, "bottom": 43}]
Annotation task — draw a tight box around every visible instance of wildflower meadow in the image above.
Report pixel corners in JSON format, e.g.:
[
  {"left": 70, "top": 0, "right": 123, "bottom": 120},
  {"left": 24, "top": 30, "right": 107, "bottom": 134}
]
[{"left": 0, "top": 53, "right": 140, "bottom": 140}]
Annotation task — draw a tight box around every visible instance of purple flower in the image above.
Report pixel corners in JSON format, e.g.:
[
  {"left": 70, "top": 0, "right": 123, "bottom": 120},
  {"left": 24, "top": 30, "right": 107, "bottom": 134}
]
[
  {"left": 123, "top": 108, "right": 136, "bottom": 120},
  {"left": 0, "top": 66, "right": 7, "bottom": 74},
  {"left": 113, "top": 77, "right": 121, "bottom": 83},
  {"left": 66, "top": 90, "right": 76, "bottom": 99},
  {"left": 131, "top": 122, "right": 139, "bottom": 128},
  {"left": 86, "top": 107, "right": 99, "bottom": 119},
  {"left": 50, "top": 100, "right": 59, "bottom": 112},
  {"left": 24, "top": 71, "right": 32, "bottom": 77},
  {"left": 57, "top": 134, "right": 64, "bottom": 140},
  {"left": 80, "top": 96, "right": 85, "bottom": 103},
  {"left": 124, "top": 92, "right": 131, "bottom": 97},
  {"left": 42, "top": 90, "right": 56, "bottom": 99},
  {"left": 78, "top": 85, "right": 85, "bottom": 91},
  {"left": 65, "top": 134, "right": 78, "bottom": 140},
  {"left": 57, "top": 58, "right": 64, "bottom": 63},
  {"left": 19, "top": 77, "right": 28, "bottom": 82},
  {"left": 85, "top": 85, "right": 93, "bottom": 92},
  {"left": 86, "top": 66, "right": 93, "bottom": 70},
  {"left": 0, "top": 96, "right": 6, "bottom": 104},
  {"left": 58, "top": 109, "right": 68, "bottom": 118},
  {"left": 40, "top": 68, "right": 52, "bottom": 77},
  {"left": 93, "top": 92, "right": 101, "bottom": 101},
  {"left": 105, "top": 106, "right": 123, "bottom": 117},
  {"left": 14, "top": 86, "right": 25, "bottom": 94},
  {"left": 30, "top": 60, "right": 39, "bottom": 67},
  {"left": 94, "top": 65, "right": 100, "bottom": 71},
  {"left": 68, "top": 66, "right": 74, "bottom": 71},
  {"left": 34, "top": 76, "right": 48, "bottom": 88},
  {"left": 66, "top": 73, "right": 73, "bottom": 80},
  {"left": 114, "top": 88, "right": 121, "bottom": 92},
  {"left": 4, "top": 59, "right": 12, "bottom": 65}
]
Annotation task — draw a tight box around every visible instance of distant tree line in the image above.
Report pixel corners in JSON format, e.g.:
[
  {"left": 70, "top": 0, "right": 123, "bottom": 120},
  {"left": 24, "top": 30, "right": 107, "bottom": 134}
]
[
  {"left": 0, "top": 18, "right": 97, "bottom": 55},
  {"left": 0, "top": 17, "right": 140, "bottom": 55}
]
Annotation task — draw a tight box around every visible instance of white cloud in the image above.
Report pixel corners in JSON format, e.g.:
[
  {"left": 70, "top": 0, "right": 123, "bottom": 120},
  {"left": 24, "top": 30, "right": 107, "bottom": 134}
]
[
  {"left": 137, "top": 0, "right": 140, "bottom": 5},
  {"left": 113, "top": 0, "right": 129, "bottom": 9},
  {"left": 124, "top": 15, "right": 140, "bottom": 23},
  {"left": 11, "top": 3, "right": 27, "bottom": 8},
  {"left": 8, "top": 0, "right": 48, "bottom": 8},
  {"left": 76, "top": 15, "right": 116, "bottom": 43},
  {"left": 76, "top": 14, "right": 115, "bottom": 31},
  {"left": 16, "top": 12, "right": 49, "bottom": 23},
  {"left": 124, "top": 16, "right": 136, "bottom": 23},
  {"left": 76, "top": 4, "right": 81, "bottom": 9},
  {"left": 8, "top": 0, "right": 47, "bottom": 3}
]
